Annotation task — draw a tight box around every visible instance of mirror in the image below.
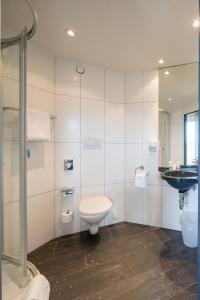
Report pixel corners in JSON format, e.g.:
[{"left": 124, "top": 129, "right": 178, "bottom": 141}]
[{"left": 158, "top": 63, "right": 198, "bottom": 168}]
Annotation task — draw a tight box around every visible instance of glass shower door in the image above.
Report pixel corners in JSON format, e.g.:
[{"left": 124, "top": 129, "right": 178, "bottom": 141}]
[{"left": 1, "top": 31, "right": 28, "bottom": 299}]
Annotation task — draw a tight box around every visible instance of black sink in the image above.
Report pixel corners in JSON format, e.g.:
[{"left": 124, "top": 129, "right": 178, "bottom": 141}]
[{"left": 161, "top": 170, "right": 198, "bottom": 192}]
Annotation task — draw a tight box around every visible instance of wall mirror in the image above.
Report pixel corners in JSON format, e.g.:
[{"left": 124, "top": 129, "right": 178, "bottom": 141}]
[{"left": 158, "top": 63, "right": 198, "bottom": 168}]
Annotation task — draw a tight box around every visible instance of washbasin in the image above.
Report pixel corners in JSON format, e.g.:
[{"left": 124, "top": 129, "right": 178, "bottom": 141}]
[{"left": 161, "top": 170, "right": 198, "bottom": 192}]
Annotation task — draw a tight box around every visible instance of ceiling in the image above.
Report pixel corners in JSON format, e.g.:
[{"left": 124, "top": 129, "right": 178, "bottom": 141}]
[{"left": 2, "top": 0, "right": 199, "bottom": 71}]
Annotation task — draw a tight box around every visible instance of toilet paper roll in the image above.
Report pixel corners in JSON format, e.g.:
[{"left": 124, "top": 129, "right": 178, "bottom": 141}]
[{"left": 61, "top": 210, "right": 74, "bottom": 223}]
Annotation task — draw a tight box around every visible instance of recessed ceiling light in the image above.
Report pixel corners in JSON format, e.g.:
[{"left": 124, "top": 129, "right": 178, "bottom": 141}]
[
  {"left": 193, "top": 19, "right": 199, "bottom": 28},
  {"left": 66, "top": 29, "right": 75, "bottom": 37},
  {"left": 164, "top": 70, "right": 170, "bottom": 75},
  {"left": 168, "top": 97, "right": 172, "bottom": 101},
  {"left": 158, "top": 59, "right": 164, "bottom": 64}
]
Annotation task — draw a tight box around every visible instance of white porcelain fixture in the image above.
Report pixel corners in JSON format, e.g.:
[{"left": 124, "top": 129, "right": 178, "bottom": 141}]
[{"left": 78, "top": 196, "right": 112, "bottom": 234}]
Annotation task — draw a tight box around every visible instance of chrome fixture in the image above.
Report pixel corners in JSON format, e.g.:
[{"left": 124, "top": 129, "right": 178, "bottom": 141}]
[
  {"left": 135, "top": 165, "right": 149, "bottom": 176},
  {"left": 60, "top": 188, "right": 74, "bottom": 197},
  {"left": 76, "top": 64, "right": 85, "bottom": 74},
  {"left": 192, "top": 159, "right": 198, "bottom": 166},
  {"left": 3, "top": 106, "right": 56, "bottom": 120},
  {"left": 1, "top": 0, "right": 38, "bottom": 48}
]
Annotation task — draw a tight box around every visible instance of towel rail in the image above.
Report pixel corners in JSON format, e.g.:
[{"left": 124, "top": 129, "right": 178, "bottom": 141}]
[
  {"left": 135, "top": 165, "right": 149, "bottom": 176},
  {"left": 3, "top": 106, "right": 56, "bottom": 119}
]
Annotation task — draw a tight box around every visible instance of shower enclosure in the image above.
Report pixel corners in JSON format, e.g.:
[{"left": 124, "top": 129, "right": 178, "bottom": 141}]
[{"left": 0, "top": 1, "right": 38, "bottom": 298}]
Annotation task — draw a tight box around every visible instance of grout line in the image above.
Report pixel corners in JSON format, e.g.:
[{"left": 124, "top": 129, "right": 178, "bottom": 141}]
[
  {"left": 27, "top": 83, "right": 54, "bottom": 95},
  {"left": 80, "top": 69, "right": 82, "bottom": 204},
  {"left": 27, "top": 189, "right": 55, "bottom": 199},
  {"left": 103, "top": 68, "right": 106, "bottom": 199},
  {"left": 123, "top": 72, "right": 126, "bottom": 222},
  {"left": 141, "top": 71, "right": 144, "bottom": 224},
  {"left": 53, "top": 56, "right": 56, "bottom": 238}
]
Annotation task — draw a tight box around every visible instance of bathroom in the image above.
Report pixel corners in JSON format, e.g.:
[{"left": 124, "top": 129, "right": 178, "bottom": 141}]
[{"left": 0, "top": 0, "right": 199, "bottom": 299}]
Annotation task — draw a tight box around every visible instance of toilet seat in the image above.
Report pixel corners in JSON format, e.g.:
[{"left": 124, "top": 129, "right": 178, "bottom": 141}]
[{"left": 78, "top": 196, "right": 112, "bottom": 215}]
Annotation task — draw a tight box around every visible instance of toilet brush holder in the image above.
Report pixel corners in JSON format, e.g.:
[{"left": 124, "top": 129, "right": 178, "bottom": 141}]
[{"left": 61, "top": 210, "right": 74, "bottom": 223}]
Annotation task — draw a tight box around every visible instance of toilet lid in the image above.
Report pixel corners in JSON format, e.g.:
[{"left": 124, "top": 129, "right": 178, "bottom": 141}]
[{"left": 79, "top": 197, "right": 112, "bottom": 215}]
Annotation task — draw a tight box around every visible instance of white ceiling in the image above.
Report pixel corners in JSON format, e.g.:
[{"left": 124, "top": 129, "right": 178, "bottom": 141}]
[{"left": 2, "top": 0, "right": 199, "bottom": 71}]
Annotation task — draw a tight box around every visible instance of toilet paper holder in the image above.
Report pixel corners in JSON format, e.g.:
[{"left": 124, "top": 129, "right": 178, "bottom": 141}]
[
  {"left": 60, "top": 188, "right": 74, "bottom": 197},
  {"left": 135, "top": 166, "right": 149, "bottom": 176}
]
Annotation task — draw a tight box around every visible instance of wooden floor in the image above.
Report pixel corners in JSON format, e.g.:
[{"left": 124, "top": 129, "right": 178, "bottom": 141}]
[{"left": 28, "top": 222, "right": 197, "bottom": 300}]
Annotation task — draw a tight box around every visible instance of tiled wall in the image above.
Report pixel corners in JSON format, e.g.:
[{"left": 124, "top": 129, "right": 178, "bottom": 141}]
[
  {"left": 54, "top": 59, "right": 125, "bottom": 237},
  {"left": 124, "top": 71, "right": 161, "bottom": 227},
  {"left": 26, "top": 43, "right": 55, "bottom": 251},
  {"left": 3, "top": 42, "right": 198, "bottom": 253}
]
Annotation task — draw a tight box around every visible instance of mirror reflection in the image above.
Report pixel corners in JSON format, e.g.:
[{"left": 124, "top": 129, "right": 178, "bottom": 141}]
[{"left": 158, "top": 63, "right": 198, "bottom": 168}]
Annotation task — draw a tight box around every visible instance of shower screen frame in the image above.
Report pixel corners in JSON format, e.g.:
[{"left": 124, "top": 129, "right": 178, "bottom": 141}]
[
  {"left": 1, "top": 28, "right": 28, "bottom": 278},
  {"left": 0, "top": 0, "right": 37, "bottom": 286}
]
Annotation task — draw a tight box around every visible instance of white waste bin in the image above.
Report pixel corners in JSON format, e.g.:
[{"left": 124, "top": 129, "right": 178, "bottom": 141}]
[{"left": 180, "top": 212, "right": 198, "bottom": 248}]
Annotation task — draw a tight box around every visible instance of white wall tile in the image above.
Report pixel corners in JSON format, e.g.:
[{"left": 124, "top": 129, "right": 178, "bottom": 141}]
[
  {"left": 124, "top": 183, "right": 143, "bottom": 224},
  {"left": 27, "top": 142, "right": 54, "bottom": 197},
  {"left": 27, "top": 191, "right": 54, "bottom": 252},
  {"left": 142, "top": 70, "right": 158, "bottom": 102},
  {"left": 55, "top": 143, "right": 80, "bottom": 189},
  {"left": 27, "top": 85, "right": 55, "bottom": 141},
  {"left": 55, "top": 95, "right": 80, "bottom": 142},
  {"left": 81, "top": 64, "right": 104, "bottom": 100},
  {"left": 2, "top": 44, "right": 19, "bottom": 80},
  {"left": 162, "top": 186, "right": 181, "bottom": 230},
  {"left": 105, "top": 102, "right": 124, "bottom": 143},
  {"left": 55, "top": 58, "right": 80, "bottom": 97},
  {"left": 55, "top": 188, "right": 81, "bottom": 237},
  {"left": 3, "top": 77, "right": 19, "bottom": 107},
  {"left": 125, "top": 144, "right": 142, "bottom": 183},
  {"left": 125, "top": 72, "right": 142, "bottom": 103},
  {"left": 3, "top": 110, "right": 19, "bottom": 141},
  {"left": 3, "top": 78, "right": 19, "bottom": 141},
  {"left": 81, "top": 146, "right": 104, "bottom": 186},
  {"left": 27, "top": 43, "right": 54, "bottom": 92},
  {"left": 81, "top": 99, "right": 104, "bottom": 140},
  {"left": 105, "top": 144, "right": 124, "bottom": 184},
  {"left": 142, "top": 101, "right": 158, "bottom": 143},
  {"left": 27, "top": 85, "right": 54, "bottom": 114},
  {"left": 125, "top": 103, "right": 142, "bottom": 143},
  {"left": 184, "top": 187, "right": 198, "bottom": 212},
  {"left": 3, "top": 201, "right": 20, "bottom": 258},
  {"left": 105, "top": 70, "right": 124, "bottom": 103},
  {"left": 143, "top": 185, "right": 161, "bottom": 227},
  {"left": 3, "top": 141, "right": 19, "bottom": 203},
  {"left": 81, "top": 185, "right": 105, "bottom": 199},
  {"left": 105, "top": 183, "right": 124, "bottom": 225}
]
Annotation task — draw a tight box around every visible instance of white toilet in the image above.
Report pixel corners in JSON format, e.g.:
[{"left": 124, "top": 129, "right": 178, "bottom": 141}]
[{"left": 78, "top": 196, "right": 112, "bottom": 235}]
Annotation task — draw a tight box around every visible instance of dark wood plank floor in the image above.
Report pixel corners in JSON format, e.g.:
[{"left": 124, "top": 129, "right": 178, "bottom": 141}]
[{"left": 28, "top": 222, "right": 197, "bottom": 300}]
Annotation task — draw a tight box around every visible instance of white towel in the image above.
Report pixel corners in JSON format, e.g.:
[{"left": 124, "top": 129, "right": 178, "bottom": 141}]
[
  {"left": 135, "top": 171, "right": 147, "bottom": 189},
  {"left": 23, "top": 274, "right": 50, "bottom": 300},
  {"left": 27, "top": 109, "right": 50, "bottom": 141}
]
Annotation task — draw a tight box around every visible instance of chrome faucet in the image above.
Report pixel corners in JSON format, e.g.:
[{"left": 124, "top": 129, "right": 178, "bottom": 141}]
[{"left": 192, "top": 159, "right": 198, "bottom": 165}]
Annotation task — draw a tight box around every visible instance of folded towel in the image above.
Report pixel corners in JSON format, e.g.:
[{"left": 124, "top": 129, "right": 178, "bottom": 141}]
[
  {"left": 27, "top": 109, "right": 50, "bottom": 141},
  {"left": 23, "top": 274, "right": 50, "bottom": 300}
]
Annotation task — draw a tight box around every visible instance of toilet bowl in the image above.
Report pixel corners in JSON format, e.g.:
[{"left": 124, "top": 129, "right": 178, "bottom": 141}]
[{"left": 78, "top": 196, "right": 112, "bottom": 234}]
